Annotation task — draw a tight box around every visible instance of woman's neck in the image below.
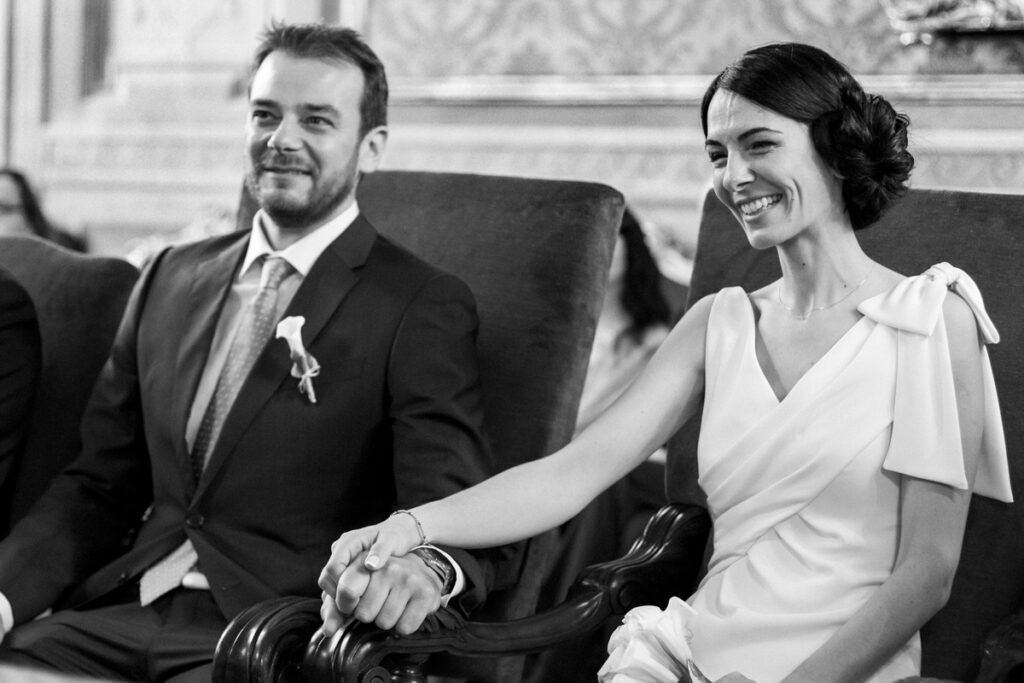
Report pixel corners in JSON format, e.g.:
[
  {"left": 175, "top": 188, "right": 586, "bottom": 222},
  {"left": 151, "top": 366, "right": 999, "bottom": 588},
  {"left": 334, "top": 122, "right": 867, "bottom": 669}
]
[{"left": 775, "top": 223, "right": 872, "bottom": 313}]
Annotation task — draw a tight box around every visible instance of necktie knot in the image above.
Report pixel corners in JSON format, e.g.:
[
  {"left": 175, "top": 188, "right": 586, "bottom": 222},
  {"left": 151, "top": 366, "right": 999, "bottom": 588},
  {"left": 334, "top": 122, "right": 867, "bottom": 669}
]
[{"left": 262, "top": 256, "right": 291, "bottom": 291}]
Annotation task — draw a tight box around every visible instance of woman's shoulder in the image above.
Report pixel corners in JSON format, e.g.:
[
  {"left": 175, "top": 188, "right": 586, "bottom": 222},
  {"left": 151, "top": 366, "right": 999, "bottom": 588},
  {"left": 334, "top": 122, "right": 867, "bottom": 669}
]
[
  {"left": 859, "top": 262, "right": 997, "bottom": 343},
  {"left": 663, "top": 287, "right": 753, "bottom": 358},
  {"left": 659, "top": 291, "right": 720, "bottom": 361},
  {"left": 683, "top": 286, "right": 747, "bottom": 324}
]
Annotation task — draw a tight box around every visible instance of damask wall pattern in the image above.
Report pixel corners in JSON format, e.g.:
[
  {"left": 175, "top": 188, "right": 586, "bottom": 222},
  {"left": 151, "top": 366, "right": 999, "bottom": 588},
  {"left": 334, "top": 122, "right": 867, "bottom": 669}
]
[{"left": 368, "top": 0, "right": 1024, "bottom": 78}]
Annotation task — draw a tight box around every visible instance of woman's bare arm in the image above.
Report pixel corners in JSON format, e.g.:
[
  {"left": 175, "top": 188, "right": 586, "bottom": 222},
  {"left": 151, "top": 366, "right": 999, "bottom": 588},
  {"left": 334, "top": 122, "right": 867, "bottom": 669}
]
[{"left": 318, "top": 294, "right": 716, "bottom": 624}]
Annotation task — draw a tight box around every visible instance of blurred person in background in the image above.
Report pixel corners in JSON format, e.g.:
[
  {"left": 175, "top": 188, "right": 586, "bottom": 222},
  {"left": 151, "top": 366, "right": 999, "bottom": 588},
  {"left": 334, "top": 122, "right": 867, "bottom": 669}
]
[
  {"left": 527, "top": 207, "right": 677, "bottom": 683},
  {"left": 0, "top": 169, "right": 87, "bottom": 252}
]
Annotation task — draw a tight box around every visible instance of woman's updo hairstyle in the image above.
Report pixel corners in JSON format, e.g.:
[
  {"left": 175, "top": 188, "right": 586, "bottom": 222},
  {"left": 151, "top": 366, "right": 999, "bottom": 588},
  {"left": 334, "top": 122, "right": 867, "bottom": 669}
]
[{"left": 700, "top": 43, "right": 914, "bottom": 230}]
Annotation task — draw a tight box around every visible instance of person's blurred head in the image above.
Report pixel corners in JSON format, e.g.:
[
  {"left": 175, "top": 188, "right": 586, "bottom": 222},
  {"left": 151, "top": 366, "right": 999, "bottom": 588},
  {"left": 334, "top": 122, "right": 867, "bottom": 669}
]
[
  {"left": 701, "top": 42, "right": 913, "bottom": 233},
  {"left": 0, "top": 169, "right": 52, "bottom": 240},
  {"left": 614, "top": 209, "right": 670, "bottom": 344}
]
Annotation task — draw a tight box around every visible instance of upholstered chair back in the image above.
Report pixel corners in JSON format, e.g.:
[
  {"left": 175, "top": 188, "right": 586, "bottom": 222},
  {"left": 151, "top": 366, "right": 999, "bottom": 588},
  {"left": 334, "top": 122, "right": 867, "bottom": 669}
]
[
  {"left": 359, "top": 171, "right": 622, "bottom": 472},
  {"left": 0, "top": 236, "right": 138, "bottom": 534},
  {"left": 220, "top": 170, "right": 624, "bottom": 683}
]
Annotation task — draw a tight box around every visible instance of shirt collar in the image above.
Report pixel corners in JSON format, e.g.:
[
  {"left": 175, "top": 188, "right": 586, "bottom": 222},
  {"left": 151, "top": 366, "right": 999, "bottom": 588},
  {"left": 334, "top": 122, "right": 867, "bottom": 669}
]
[{"left": 239, "top": 201, "right": 361, "bottom": 280}]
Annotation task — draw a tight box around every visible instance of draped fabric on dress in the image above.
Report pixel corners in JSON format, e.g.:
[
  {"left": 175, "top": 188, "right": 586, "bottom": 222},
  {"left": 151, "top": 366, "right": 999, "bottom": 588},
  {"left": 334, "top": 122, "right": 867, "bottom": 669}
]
[{"left": 675, "top": 264, "right": 1011, "bottom": 682}]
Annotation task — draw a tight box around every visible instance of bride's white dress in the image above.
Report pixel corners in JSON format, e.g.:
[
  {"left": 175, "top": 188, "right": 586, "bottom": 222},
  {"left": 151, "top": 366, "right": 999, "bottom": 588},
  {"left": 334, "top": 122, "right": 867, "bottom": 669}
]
[{"left": 602, "top": 264, "right": 1012, "bottom": 682}]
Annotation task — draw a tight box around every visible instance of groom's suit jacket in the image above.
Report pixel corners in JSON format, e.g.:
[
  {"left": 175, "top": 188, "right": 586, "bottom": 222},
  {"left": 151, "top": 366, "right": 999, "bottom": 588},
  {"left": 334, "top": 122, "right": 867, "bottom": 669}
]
[{"left": 0, "top": 215, "right": 498, "bottom": 624}]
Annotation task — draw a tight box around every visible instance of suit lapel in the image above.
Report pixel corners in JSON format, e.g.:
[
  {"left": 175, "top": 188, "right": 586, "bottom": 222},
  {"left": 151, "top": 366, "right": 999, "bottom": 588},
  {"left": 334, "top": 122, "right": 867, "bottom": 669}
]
[
  {"left": 194, "top": 216, "right": 378, "bottom": 496},
  {"left": 171, "top": 236, "right": 248, "bottom": 493}
]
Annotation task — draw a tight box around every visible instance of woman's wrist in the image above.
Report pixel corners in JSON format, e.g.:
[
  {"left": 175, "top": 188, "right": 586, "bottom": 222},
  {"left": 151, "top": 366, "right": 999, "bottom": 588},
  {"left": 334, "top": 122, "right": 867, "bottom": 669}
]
[{"left": 390, "top": 509, "right": 427, "bottom": 548}]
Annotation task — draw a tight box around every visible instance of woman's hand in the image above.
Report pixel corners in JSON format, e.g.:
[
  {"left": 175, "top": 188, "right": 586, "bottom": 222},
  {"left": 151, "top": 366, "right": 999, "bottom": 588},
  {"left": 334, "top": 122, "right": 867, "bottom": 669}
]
[{"left": 317, "top": 512, "right": 425, "bottom": 634}]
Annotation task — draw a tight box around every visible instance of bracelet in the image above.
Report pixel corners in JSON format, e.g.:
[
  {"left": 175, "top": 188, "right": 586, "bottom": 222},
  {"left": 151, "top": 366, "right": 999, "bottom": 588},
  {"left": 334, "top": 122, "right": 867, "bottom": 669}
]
[
  {"left": 391, "top": 509, "right": 427, "bottom": 545},
  {"left": 410, "top": 546, "right": 456, "bottom": 595}
]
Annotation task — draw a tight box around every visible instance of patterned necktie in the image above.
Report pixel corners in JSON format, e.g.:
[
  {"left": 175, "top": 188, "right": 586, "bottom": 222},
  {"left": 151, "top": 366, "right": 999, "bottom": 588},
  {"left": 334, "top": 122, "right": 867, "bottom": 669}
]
[
  {"left": 190, "top": 254, "right": 292, "bottom": 481},
  {"left": 139, "top": 255, "right": 291, "bottom": 606}
]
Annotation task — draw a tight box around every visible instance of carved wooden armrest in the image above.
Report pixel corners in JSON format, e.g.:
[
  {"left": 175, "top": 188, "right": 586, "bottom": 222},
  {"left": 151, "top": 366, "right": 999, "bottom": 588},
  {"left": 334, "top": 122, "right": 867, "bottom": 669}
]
[
  {"left": 212, "top": 504, "right": 710, "bottom": 683},
  {"left": 974, "top": 607, "right": 1024, "bottom": 683}
]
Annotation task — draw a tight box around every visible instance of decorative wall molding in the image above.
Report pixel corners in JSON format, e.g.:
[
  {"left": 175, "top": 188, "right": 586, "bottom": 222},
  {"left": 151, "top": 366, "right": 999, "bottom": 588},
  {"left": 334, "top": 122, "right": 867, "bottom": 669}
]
[{"left": 390, "top": 74, "right": 1024, "bottom": 106}]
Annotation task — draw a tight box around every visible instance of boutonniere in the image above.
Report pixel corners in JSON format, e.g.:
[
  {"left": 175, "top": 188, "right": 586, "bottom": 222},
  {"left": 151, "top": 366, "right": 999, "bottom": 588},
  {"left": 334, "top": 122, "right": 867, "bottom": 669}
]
[{"left": 275, "top": 316, "right": 321, "bottom": 404}]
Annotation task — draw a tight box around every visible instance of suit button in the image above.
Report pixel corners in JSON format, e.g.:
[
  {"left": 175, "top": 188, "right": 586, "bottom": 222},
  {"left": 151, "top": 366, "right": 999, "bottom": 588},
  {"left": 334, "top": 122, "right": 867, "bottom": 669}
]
[
  {"left": 118, "top": 571, "right": 129, "bottom": 583},
  {"left": 186, "top": 514, "right": 205, "bottom": 529}
]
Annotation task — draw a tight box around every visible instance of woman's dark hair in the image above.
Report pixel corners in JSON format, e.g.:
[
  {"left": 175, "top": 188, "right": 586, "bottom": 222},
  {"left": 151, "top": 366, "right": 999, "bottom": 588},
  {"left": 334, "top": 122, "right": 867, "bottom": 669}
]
[
  {"left": 619, "top": 208, "right": 670, "bottom": 344},
  {"left": 0, "top": 168, "right": 87, "bottom": 251},
  {"left": 1, "top": 168, "right": 55, "bottom": 238},
  {"left": 700, "top": 42, "right": 914, "bottom": 230}
]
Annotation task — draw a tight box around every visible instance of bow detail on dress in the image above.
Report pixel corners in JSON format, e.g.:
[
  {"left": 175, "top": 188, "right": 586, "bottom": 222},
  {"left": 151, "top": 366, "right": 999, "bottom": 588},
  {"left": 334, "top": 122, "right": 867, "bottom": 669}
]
[
  {"left": 858, "top": 262, "right": 999, "bottom": 343},
  {"left": 859, "top": 262, "right": 1010, "bottom": 503}
]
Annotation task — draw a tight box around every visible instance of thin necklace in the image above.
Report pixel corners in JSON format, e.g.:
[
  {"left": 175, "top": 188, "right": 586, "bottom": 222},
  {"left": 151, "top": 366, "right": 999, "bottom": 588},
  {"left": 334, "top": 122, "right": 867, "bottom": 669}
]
[{"left": 777, "top": 262, "right": 876, "bottom": 321}]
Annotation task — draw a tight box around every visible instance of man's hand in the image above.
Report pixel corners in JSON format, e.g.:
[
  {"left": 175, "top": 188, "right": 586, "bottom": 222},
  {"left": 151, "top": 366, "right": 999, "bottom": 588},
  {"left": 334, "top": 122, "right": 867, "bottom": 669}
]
[
  {"left": 321, "top": 550, "right": 443, "bottom": 636},
  {"left": 318, "top": 514, "right": 424, "bottom": 600}
]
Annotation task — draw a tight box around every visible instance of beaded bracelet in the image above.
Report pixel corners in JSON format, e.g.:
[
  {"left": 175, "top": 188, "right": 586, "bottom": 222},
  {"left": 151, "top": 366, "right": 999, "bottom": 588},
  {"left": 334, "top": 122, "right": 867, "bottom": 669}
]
[{"left": 391, "top": 509, "right": 427, "bottom": 545}]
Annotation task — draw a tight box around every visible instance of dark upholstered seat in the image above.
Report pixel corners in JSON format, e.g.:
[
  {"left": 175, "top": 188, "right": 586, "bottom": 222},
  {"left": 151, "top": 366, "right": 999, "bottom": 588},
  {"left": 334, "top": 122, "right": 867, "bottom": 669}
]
[
  {"left": 0, "top": 236, "right": 138, "bottom": 534},
  {"left": 213, "top": 171, "right": 624, "bottom": 683}
]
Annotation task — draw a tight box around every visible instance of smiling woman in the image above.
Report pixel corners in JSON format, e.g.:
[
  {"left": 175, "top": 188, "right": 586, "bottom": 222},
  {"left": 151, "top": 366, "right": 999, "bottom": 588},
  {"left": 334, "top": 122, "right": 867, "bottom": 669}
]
[{"left": 320, "top": 43, "right": 1012, "bottom": 683}]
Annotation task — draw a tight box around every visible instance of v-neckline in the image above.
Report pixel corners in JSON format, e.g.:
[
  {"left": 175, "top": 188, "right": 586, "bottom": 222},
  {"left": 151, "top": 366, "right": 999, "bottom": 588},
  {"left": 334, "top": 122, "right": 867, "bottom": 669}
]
[{"left": 744, "top": 293, "right": 869, "bottom": 404}]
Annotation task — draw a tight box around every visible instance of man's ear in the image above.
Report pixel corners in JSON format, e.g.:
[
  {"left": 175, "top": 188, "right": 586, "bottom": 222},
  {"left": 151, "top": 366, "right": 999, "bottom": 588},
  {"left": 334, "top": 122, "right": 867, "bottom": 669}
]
[{"left": 358, "top": 126, "right": 388, "bottom": 175}]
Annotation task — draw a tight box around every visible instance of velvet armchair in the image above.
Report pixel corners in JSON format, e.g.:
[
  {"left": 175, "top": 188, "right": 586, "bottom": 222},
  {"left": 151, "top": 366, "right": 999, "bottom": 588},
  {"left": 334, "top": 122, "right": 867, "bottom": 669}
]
[
  {"left": 0, "top": 236, "right": 138, "bottom": 535},
  {"left": 213, "top": 170, "right": 625, "bottom": 682}
]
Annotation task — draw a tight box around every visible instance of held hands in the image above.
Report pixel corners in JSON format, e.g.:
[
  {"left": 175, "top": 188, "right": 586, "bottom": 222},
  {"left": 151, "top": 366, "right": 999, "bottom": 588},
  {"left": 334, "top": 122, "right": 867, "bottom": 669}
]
[
  {"left": 318, "top": 550, "right": 443, "bottom": 636},
  {"left": 321, "top": 511, "right": 424, "bottom": 583},
  {"left": 317, "top": 513, "right": 433, "bottom": 637}
]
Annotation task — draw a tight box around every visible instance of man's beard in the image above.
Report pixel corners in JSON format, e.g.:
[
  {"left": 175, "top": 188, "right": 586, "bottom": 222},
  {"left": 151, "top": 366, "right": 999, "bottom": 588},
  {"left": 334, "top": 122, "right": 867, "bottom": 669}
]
[{"left": 246, "top": 156, "right": 357, "bottom": 231}]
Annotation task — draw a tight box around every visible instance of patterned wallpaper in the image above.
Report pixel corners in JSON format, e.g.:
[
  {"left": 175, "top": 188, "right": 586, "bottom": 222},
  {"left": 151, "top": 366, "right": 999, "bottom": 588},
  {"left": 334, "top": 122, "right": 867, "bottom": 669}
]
[{"left": 368, "top": 0, "right": 1024, "bottom": 77}]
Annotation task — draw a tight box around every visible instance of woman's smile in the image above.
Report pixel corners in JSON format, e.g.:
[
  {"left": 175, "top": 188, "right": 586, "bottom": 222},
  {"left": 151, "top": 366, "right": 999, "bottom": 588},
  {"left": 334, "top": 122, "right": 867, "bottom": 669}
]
[{"left": 737, "top": 193, "right": 783, "bottom": 218}]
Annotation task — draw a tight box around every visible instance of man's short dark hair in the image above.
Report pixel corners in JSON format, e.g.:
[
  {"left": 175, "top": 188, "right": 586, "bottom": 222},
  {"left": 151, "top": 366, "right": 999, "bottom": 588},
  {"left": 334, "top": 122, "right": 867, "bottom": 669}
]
[{"left": 252, "top": 22, "right": 388, "bottom": 137}]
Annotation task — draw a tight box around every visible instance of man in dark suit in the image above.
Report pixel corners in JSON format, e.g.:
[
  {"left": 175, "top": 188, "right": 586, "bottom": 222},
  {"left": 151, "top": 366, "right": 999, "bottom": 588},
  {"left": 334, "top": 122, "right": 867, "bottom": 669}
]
[
  {"left": 0, "top": 23, "right": 500, "bottom": 681},
  {"left": 0, "top": 266, "right": 40, "bottom": 533}
]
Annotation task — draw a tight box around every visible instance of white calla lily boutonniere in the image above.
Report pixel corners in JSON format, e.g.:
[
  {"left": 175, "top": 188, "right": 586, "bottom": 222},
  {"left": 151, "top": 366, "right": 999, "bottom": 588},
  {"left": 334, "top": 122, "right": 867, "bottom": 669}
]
[{"left": 275, "top": 316, "right": 321, "bottom": 404}]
